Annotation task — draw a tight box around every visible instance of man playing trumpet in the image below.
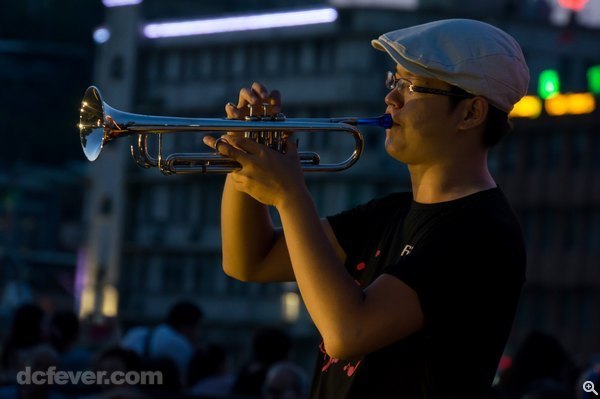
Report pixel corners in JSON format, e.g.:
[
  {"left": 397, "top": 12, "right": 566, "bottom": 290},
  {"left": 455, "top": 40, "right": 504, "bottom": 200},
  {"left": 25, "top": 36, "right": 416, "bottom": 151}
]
[{"left": 205, "top": 18, "right": 529, "bottom": 398}]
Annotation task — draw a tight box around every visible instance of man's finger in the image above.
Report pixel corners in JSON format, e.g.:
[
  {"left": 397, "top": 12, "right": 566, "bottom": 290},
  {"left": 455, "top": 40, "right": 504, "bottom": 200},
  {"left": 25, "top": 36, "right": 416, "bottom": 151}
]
[
  {"left": 269, "top": 90, "right": 282, "bottom": 114},
  {"left": 252, "top": 82, "right": 270, "bottom": 101},
  {"left": 214, "top": 137, "right": 227, "bottom": 152},
  {"left": 284, "top": 137, "right": 299, "bottom": 157},
  {"left": 238, "top": 87, "right": 262, "bottom": 108},
  {"left": 202, "top": 135, "right": 223, "bottom": 150},
  {"left": 225, "top": 102, "right": 245, "bottom": 119},
  {"left": 203, "top": 135, "right": 247, "bottom": 160},
  {"left": 225, "top": 135, "right": 271, "bottom": 155}
]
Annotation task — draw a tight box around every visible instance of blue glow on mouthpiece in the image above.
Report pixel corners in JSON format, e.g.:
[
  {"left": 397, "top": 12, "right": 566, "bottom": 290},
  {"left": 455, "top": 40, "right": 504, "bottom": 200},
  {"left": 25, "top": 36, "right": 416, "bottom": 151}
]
[{"left": 356, "top": 114, "right": 392, "bottom": 129}]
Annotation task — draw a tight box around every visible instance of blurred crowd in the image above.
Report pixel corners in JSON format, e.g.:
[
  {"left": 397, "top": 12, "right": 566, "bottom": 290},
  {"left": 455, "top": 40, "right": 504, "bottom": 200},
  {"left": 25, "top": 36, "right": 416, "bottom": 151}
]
[
  {"left": 0, "top": 303, "right": 307, "bottom": 399},
  {"left": 0, "top": 302, "right": 598, "bottom": 399}
]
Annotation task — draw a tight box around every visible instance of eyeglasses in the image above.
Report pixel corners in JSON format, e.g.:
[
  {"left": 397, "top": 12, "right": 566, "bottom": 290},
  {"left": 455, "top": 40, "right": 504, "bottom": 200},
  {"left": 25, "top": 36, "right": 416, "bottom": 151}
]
[{"left": 386, "top": 71, "right": 474, "bottom": 98}]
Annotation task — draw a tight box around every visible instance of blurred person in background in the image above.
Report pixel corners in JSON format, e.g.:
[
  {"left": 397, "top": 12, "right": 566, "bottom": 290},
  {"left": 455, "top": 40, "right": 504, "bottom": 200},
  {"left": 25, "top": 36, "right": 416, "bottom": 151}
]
[
  {"left": 121, "top": 300, "right": 203, "bottom": 384},
  {"left": 48, "top": 309, "right": 92, "bottom": 373},
  {"left": 1, "top": 304, "right": 46, "bottom": 377},
  {"left": 0, "top": 344, "right": 66, "bottom": 399},
  {"left": 187, "top": 343, "right": 234, "bottom": 398},
  {"left": 262, "top": 361, "right": 308, "bottom": 399},
  {"left": 231, "top": 326, "right": 292, "bottom": 398},
  {"left": 492, "top": 331, "right": 580, "bottom": 399},
  {"left": 577, "top": 356, "right": 600, "bottom": 399}
]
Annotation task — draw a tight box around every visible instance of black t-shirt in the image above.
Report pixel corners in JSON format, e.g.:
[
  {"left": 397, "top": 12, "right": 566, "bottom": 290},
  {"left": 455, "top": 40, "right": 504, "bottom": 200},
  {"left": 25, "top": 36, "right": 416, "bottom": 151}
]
[{"left": 310, "top": 187, "right": 526, "bottom": 399}]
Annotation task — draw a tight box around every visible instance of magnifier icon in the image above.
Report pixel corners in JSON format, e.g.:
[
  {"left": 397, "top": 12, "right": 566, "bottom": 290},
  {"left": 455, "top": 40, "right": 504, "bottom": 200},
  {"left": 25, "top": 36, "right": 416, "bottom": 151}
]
[{"left": 584, "top": 381, "right": 599, "bottom": 396}]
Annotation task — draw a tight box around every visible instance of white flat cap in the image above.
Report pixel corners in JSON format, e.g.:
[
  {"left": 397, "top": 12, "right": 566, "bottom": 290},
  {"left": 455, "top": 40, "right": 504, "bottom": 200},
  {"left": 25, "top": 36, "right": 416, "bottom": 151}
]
[{"left": 372, "top": 19, "right": 530, "bottom": 113}]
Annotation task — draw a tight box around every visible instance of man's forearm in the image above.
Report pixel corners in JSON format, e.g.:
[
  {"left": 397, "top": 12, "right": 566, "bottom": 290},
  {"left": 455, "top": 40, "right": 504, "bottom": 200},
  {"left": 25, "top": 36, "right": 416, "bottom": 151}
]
[
  {"left": 277, "top": 187, "right": 365, "bottom": 355},
  {"left": 221, "top": 174, "right": 275, "bottom": 280}
]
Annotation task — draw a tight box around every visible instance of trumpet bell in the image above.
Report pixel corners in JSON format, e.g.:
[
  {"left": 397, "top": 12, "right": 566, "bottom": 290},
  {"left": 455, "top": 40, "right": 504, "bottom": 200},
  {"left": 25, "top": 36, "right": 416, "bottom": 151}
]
[{"left": 78, "top": 86, "right": 106, "bottom": 162}]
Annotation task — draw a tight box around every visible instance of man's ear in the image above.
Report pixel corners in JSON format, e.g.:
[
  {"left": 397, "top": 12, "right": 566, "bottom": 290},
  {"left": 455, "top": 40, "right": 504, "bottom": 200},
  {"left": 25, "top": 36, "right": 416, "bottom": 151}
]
[{"left": 457, "top": 96, "right": 488, "bottom": 130}]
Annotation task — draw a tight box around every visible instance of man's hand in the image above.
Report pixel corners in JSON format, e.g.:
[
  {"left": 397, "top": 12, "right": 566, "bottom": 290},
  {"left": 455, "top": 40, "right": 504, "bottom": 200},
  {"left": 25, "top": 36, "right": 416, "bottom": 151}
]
[
  {"left": 208, "top": 135, "right": 305, "bottom": 208},
  {"left": 203, "top": 81, "right": 282, "bottom": 150},
  {"left": 225, "top": 81, "right": 281, "bottom": 120}
]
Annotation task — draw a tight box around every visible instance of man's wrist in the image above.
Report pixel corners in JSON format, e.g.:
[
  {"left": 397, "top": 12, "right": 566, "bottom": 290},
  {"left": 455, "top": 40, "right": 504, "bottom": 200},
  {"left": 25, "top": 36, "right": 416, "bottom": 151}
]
[{"left": 275, "top": 184, "right": 311, "bottom": 213}]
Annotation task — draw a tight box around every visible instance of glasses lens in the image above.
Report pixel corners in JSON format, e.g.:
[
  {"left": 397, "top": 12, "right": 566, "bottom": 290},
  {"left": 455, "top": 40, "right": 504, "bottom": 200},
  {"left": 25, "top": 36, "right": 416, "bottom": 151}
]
[{"left": 385, "top": 71, "right": 395, "bottom": 90}]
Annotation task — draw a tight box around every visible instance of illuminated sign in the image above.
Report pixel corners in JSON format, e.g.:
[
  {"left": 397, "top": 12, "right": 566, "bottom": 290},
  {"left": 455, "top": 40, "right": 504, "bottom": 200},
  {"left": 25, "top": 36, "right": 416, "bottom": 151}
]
[
  {"left": 545, "top": 93, "right": 596, "bottom": 116},
  {"left": 557, "top": 0, "right": 589, "bottom": 11},
  {"left": 510, "top": 96, "right": 543, "bottom": 119},
  {"left": 538, "top": 69, "right": 561, "bottom": 99},
  {"left": 143, "top": 8, "right": 338, "bottom": 39},
  {"left": 103, "top": 0, "right": 142, "bottom": 7},
  {"left": 588, "top": 65, "right": 600, "bottom": 95}
]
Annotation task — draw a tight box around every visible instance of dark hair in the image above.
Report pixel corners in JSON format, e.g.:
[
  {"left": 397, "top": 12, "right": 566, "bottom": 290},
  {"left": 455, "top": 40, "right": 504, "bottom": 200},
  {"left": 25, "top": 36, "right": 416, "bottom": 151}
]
[
  {"left": 253, "top": 326, "right": 292, "bottom": 365},
  {"left": 95, "top": 346, "right": 142, "bottom": 372},
  {"left": 166, "top": 301, "right": 203, "bottom": 329},
  {"left": 49, "top": 310, "right": 80, "bottom": 353},
  {"left": 1, "top": 304, "right": 46, "bottom": 369},
  {"left": 447, "top": 86, "right": 512, "bottom": 148},
  {"left": 188, "top": 344, "right": 227, "bottom": 386}
]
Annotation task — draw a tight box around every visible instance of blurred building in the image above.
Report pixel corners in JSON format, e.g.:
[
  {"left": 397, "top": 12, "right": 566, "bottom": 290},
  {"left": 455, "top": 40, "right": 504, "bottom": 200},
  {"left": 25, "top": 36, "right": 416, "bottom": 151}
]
[
  {"left": 0, "top": 163, "right": 85, "bottom": 326},
  {"left": 0, "top": 0, "right": 101, "bottom": 339},
  {"left": 82, "top": 0, "right": 600, "bottom": 367}
]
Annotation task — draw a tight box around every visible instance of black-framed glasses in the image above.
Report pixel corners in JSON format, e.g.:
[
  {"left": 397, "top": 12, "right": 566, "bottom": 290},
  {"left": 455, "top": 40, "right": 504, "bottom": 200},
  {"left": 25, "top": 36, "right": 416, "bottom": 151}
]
[{"left": 386, "top": 71, "right": 474, "bottom": 98}]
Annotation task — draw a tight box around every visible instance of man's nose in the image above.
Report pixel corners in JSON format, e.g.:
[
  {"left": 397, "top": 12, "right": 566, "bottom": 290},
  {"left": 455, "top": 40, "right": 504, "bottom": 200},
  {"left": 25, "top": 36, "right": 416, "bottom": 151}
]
[{"left": 385, "top": 89, "right": 403, "bottom": 111}]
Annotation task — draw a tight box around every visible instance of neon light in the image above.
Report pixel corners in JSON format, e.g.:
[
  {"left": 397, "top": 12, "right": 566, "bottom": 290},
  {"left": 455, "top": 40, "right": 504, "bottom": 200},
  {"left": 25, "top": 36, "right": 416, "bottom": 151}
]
[
  {"left": 93, "top": 27, "right": 110, "bottom": 44},
  {"left": 103, "top": 0, "right": 142, "bottom": 7},
  {"left": 538, "top": 69, "right": 560, "bottom": 99},
  {"left": 143, "top": 8, "right": 338, "bottom": 39},
  {"left": 588, "top": 65, "right": 600, "bottom": 95},
  {"left": 558, "top": 0, "right": 589, "bottom": 11},
  {"left": 510, "top": 95, "right": 543, "bottom": 119},
  {"left": 102, "top": 285, "right": 119, "bottom": 317},
  {"left": 282, "top": 292, "right": 301, "bottom": 323},
  {"left": 545, "top": 93, "right": 596, "bottom": 116}
]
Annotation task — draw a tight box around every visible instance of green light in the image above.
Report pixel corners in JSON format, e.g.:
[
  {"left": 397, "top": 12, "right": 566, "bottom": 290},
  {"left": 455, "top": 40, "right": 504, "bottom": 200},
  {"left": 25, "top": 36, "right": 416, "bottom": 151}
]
[
  {"left": 588, "top": 65, "right": 600, "bottom": 95},
  {"left": 538, "top": 69, "right": 560, "bottom": 99}
]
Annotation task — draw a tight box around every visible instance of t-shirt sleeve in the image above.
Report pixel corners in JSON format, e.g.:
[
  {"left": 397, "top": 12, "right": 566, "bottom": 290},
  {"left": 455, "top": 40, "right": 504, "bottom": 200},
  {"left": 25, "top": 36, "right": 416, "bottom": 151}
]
[
  {"left": 326, "top": 193, "right": 409, "bottom": 259},
  {"left": 326, "top": 201, "right": 372, "bottom": 257}
]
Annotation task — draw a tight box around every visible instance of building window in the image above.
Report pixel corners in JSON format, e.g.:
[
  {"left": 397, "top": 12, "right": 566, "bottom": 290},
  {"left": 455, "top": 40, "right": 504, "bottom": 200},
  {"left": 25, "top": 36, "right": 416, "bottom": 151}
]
[
  {"left": 198, "top": 50, "right": 212, "bottom": 78},
  {"left": 162, "top": 255, "right": 183, "bottom": 293},
  {"left": 591, "top": 130, "right": 600, "bottom": 170},
  {"left": 194, "top": 256, "right": 220, "bottom": 294},
  {"left": 152, "top": 185, "right": 169, "bottom": 223},
  {"left": 562, "top": 210, "right": 578, "bottom": 252},
  {"left": 316, "top": 39, "right": 335, "bottom": 73},
  {"left": 586, "top": 209, "right": 600, "bottom": 255},
  {"left": 165, "top": 52, "right": 181, "bottom": 82},
  {"left": 526, "top": 133, "right": 544, "bottom": 170},
  {"left": 231, "top": 46, "right": 245, "bottom": 77},
  {"left": 110, "top": 55, "right": 125, "bottom": 80},
  {"left": 214, "top": 48, "right": 230, "bottom": 78},
  {"left": 537, "top": 208, "right": 556, "bottom": 250},
  {"left": 520, "top": 209, "right": 535, "bottom": 247},
  {"left": 250, "top": 44, "right": 265, "bottom": 75},
  {"left": 265, "top": 45, "right": 279, "bottom": 75},
  {"left": 546, "top": 133, "right": 562, "bottom": 172},
  {"left": 569, "top": 129, "right": 587, "bottom": 170},
  {"left": 135, "top": 185, "right": 154, "bottom": 225},
  {"left": 299, "top": 42, "right": 315, "bottom": 74},
  {"left": 145, "top": 53, "right": 160, "bottom": 84},
  {"left": 501, "top": 136, "right": 518, "bottom": 172},
  {"left": 169, "top": 184, "right": 190, "bottom": 224},
  {"left": 579, "top": 291, "right": 594, "bottom": 333},
  {"left": 199, "top": 180, "right": 223, "bottom": 225}
]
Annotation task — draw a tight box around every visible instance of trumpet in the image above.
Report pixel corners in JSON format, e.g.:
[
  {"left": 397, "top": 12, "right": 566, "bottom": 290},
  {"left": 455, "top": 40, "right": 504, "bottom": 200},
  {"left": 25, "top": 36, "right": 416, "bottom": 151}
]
[{"left": 78, "top": 86, "right": 392, "bottom": 175}]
